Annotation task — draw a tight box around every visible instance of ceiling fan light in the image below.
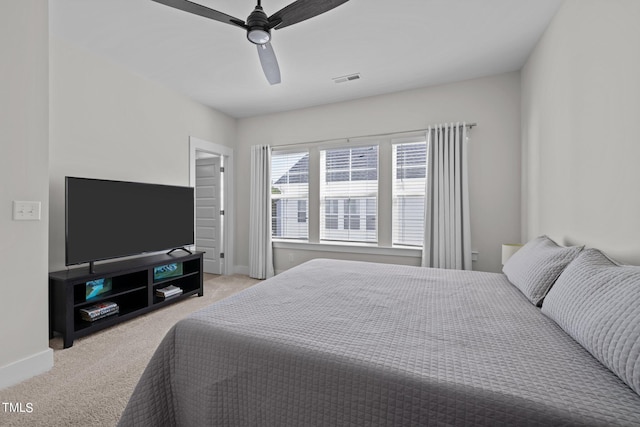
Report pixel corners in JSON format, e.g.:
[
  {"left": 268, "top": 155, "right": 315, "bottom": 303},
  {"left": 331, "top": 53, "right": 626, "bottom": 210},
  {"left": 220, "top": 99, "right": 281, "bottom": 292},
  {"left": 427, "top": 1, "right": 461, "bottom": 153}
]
[{"left": 247, "top": 29, "right": 270, "bottom": 44}]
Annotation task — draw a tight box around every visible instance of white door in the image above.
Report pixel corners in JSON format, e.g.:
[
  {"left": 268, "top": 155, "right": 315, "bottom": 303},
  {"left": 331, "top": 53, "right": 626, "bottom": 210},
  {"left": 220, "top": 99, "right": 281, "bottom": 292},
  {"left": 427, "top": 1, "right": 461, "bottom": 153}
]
[{"left": 195, "top": 156, "right": 222, "bottom": 274}]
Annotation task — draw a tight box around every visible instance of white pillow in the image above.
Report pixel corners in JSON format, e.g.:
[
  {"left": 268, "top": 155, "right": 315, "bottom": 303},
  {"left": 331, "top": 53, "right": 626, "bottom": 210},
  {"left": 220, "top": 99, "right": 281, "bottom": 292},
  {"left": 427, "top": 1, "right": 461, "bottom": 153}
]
[{"left": 502, "top": 235, "right": 582, "bottom": 306}]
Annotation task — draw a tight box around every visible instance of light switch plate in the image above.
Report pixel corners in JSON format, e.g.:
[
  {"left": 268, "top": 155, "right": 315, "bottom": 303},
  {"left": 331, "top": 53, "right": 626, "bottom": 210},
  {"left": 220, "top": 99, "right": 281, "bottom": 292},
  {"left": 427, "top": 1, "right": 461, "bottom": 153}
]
[{"left": 13, "top": 201, "right": 41, "bottom": 221}]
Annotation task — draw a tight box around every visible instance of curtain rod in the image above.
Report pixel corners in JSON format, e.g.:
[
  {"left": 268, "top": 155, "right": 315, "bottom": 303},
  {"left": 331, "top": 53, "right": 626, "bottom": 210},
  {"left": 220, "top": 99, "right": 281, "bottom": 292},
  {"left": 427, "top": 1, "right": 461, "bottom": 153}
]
[{"left": 272, "top": 123, "right": 476, "bottom": 149}]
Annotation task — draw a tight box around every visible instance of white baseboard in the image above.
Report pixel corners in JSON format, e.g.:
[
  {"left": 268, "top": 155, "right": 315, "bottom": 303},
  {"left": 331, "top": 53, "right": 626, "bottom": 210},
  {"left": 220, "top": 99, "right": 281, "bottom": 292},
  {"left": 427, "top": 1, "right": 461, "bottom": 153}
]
[
  {"left": 0, "top": 348, "right": 53, "bottom": 390},
  {"left": 234, "top": 265, "right": 249, "bottom": 276}
]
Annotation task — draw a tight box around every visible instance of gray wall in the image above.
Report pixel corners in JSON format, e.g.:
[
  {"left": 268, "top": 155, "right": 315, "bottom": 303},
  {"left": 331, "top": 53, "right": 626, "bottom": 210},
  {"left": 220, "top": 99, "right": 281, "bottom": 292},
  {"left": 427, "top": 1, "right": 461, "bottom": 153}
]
[
  {"left": 49, "top": 37, "right": 237, "bottom": 271},
  {"left": 521, "top": 0, "right": 640, "bottom": 263},
  {"left": 236, "top": 72, "right": 522, "bottom": 273},
  {"left": 0, "top": 0, "right": 53, "bottom": 387}
]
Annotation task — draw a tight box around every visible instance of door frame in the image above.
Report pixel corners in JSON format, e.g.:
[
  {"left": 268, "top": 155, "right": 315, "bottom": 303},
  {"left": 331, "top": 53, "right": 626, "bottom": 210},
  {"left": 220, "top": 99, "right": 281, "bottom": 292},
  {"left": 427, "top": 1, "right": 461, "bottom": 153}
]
[{"left": 189, "top": 136, "right": 234, "bottom": 275}]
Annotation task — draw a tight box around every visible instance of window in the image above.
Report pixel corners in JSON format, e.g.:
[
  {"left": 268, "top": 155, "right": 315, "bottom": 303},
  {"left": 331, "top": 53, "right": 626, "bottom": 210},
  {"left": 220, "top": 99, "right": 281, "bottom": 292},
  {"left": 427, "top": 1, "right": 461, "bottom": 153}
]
[
  {"left": 325, "top": 199, "right": 338, "bottom": 229},
  {"left": 297, "top": 200, "right": 307, "bottom": 223},
  {"left": 271, "top": 151, "right": 309, "bottom": 240},
  {"left": 392, "top": 140, "right": 427, "bottom": 246},
  {"left": 366, "top": 198, "right": 376, "bottom": 231},
  {"left": 270, "top": 131, "right": 435, "bottom": 250},
  {"left": 343, "top": 199, "right": 360, "bottom": 230},
  {"left": 320, "top": 146, "right": 378, "bottom": 243}
]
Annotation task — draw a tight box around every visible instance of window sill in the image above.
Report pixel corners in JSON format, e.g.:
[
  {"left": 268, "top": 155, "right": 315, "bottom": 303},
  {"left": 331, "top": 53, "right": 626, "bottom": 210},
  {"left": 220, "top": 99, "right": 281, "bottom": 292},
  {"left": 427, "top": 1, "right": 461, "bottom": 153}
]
[{"left": 272, "top": 240, "right": 422, "bottom": 258}]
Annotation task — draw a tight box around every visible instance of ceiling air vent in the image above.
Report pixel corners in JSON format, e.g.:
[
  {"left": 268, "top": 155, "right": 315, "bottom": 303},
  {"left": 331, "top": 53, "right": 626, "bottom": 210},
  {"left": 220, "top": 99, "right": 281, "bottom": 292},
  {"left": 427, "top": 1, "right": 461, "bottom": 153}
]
[{"left": 333, "top": 73, "right": 361, "bottom": 84}]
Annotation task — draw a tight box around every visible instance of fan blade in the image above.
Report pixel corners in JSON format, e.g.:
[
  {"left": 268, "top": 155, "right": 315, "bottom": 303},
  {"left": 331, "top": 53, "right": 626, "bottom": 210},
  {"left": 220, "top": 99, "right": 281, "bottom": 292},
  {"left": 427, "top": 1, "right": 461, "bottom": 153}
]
[
  {"left": 268, "top": 0, "right": 349, "bottom": 30},
  {"left": 257, "top": 43, "right": 281, "bottom": 85},
  {"left": 151, "top": 0, "right": 246, "bottom": 29}
]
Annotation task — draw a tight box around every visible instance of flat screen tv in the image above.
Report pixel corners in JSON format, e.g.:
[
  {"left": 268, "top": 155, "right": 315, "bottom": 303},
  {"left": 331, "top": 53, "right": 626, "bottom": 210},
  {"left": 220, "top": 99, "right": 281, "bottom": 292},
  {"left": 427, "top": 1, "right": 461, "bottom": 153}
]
[{"left": 65, "top": 177, "right": 194, "bottom": 267}]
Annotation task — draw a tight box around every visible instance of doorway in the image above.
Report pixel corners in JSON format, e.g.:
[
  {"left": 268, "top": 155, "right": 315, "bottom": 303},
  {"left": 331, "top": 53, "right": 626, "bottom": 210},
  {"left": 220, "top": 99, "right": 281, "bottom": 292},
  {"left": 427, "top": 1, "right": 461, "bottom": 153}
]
[{"left": 189, "top": 137, "right": 234, "bottom": 275}]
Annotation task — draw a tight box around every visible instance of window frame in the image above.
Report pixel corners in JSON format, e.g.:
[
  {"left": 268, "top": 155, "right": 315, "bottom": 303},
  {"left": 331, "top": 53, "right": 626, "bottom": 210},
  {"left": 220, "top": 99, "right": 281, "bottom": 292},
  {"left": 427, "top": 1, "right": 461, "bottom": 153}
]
[
  {"left": 392, "top": 138, "right": 428, "bottom": 247},
  {"left": 320, "top": 144, "right": 379, "bottom": 244},
  {"left": 270, "top": 150, "right": 310, "bottom": 241},
  {"left": 270, "top": 132, "right": 428, "bottom": 255}
]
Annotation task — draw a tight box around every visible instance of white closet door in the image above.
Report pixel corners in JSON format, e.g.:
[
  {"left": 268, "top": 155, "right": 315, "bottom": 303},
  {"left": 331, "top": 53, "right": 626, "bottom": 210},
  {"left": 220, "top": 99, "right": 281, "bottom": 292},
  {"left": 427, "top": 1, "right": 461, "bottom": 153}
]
[{"left": 196, "top": 157, "right": 221, "bottom": 274}]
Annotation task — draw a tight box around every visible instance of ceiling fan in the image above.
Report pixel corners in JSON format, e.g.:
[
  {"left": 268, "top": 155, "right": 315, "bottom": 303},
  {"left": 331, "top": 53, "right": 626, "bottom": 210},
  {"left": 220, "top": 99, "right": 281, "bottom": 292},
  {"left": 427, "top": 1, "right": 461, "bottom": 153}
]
[{"left": 151, "top": 0, "right": 351, "bottom": 85}]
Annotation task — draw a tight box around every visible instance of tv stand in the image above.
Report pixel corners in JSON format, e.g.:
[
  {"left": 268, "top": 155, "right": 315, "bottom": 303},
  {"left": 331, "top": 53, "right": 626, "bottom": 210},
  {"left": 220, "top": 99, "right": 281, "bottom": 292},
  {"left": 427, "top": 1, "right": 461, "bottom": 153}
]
[
  {"left": 167, "top": 247, "right": 193, "bottom": 255},
  {"left": 49, "top": 251, "right": 204, "bottom": 348}
]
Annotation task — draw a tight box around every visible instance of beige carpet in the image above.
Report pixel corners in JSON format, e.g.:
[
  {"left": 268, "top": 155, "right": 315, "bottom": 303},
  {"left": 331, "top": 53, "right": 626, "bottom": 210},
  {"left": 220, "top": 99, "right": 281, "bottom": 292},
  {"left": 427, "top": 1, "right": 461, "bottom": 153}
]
[{"left": 0, "top": 274, "right": 260, "bottom": 427}]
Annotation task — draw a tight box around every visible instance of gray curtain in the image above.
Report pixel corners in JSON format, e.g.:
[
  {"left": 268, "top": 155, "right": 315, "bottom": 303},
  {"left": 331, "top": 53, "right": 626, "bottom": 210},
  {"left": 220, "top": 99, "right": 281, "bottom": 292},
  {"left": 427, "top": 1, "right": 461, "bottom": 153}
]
[
  {"left": 422, "top": 123, "right": 472, "bottom": 270},
  {"left": 249, "top": 145, "right": 275, "bottom": 279}
]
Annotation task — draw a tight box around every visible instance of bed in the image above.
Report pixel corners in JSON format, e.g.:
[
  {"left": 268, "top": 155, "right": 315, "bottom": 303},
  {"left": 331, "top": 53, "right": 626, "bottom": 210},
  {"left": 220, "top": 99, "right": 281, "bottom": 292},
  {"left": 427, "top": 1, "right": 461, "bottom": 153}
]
[{"left": 118, "top": 238, "right": 640, "bottom": 426}]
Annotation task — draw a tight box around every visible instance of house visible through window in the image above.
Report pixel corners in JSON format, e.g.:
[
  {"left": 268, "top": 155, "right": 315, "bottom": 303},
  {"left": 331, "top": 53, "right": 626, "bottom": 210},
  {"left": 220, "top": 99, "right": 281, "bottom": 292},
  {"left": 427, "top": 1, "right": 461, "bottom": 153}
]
[
  {"left": 320, "top": 146, "right": 378, "bottom": 243},
  {"left": 392, "top": 140, "right": 427, "bottom": 246},
  {"left": 271, "top": 151, "right": 309, "bottom": 240}
]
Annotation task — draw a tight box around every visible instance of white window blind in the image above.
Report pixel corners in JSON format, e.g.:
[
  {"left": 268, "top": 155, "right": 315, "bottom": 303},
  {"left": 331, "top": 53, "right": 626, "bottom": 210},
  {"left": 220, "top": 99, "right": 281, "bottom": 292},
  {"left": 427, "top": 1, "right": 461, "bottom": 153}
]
[
  {"left": 271, "top": 151, "right": 309, "bottom": 240},
  {"left": 392, "top": 140, "right": 427, "bottom": 246},
  {"left": 320, "top": 145, "right": 378, "bottom": 243}
]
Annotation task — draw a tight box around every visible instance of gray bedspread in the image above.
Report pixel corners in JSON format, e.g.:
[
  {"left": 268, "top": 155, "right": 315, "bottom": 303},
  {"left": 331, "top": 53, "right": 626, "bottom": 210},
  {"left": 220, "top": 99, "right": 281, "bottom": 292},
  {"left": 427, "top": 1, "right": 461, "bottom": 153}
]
[{"left": 118, "top": 259, "right": 640, "bottom": 426}]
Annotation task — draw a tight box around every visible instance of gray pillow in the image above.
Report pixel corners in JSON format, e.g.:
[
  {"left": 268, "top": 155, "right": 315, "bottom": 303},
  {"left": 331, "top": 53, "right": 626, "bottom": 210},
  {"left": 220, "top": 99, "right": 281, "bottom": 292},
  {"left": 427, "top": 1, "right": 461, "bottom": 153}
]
[
  {"left": 502, "top": 235, "right": 582, "bottom": 306},
  {"left": 542, "top": 249, "right": 640, "bottom": 396}
]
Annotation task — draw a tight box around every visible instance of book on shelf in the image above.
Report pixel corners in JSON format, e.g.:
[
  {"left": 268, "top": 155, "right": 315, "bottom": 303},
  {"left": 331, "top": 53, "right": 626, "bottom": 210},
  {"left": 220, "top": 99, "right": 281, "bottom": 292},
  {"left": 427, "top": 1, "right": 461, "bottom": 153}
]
[
  {"left": 79, "top": 301, "right": 119, "bottom": 322},
  {"left": 156, "top": 284, "right": 183, "bottom": 299},
  {"left": 81, "top": 309, "right": 119, "bottom": 322}
]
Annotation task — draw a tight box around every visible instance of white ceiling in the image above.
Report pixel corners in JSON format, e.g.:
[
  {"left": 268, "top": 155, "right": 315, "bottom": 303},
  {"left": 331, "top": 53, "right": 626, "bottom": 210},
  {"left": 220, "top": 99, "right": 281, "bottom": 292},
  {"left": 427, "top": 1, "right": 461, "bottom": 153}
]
[{"left": 50, "top": 0, "right": 564, "bottom": 118}]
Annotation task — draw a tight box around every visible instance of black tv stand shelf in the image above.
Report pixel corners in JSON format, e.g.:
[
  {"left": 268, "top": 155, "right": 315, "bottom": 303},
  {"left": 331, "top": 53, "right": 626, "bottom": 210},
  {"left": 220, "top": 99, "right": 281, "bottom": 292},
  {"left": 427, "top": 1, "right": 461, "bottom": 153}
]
[{"left": 49, "top": 251, "right": 203, "bottom": 348}]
